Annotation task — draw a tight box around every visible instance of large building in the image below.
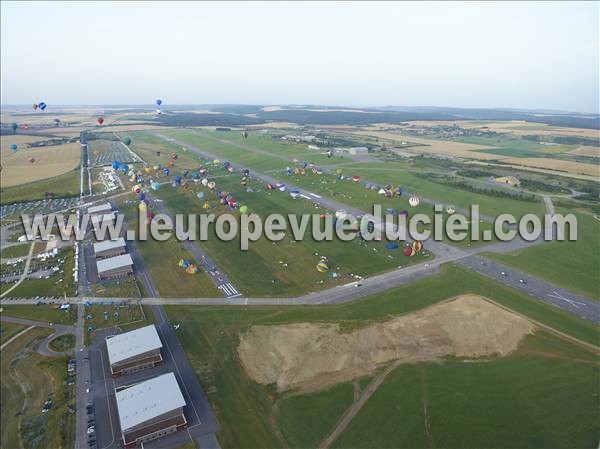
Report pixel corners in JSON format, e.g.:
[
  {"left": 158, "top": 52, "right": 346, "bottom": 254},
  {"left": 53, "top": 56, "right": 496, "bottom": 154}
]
[
  {"left": 93, "top": 237, "right": 127, "bottom": 259},
  {"left": 106, "top": 324, "right": 163, "bottom": 377},
  {"left": 115, "top": 373, "right": 187, "bottom": 448},
  {"left": 96, "top": 253, "right": 134, "bottom": 279},
  {"left": 87, "top": 202, "right": 113, "bottom": 216}
]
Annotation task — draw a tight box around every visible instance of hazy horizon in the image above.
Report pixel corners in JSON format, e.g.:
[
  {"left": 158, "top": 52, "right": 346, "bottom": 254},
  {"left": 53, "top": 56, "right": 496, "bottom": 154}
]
[{"left": 1, "top": 1, "right": 598, "bottom": 113}]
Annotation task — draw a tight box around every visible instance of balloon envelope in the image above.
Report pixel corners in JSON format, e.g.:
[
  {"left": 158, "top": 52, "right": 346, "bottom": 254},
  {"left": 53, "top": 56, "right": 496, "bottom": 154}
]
[
  {"left": 9, "top": 144, "right": 17, "bottom": 151},
  {"left": 156, "top": 99, "right": 162, "bottom": 106}
]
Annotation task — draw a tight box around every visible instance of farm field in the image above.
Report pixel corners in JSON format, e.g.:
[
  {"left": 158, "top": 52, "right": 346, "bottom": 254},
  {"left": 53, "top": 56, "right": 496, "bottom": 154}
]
[
  {"left": 0, "top": 140, "right": 81, "bottom": 187},
  {"left": 0, "top": 327, "right": 75, "bottom": 449},
  {"left": 0, "top": 167, "right": 81, "bottom": 204},
  {"left": 166, "top": 264, "right": 599, "bottom": 449},
  {"left": 485, "top": 209, "right": 600, "bottom": 299}
]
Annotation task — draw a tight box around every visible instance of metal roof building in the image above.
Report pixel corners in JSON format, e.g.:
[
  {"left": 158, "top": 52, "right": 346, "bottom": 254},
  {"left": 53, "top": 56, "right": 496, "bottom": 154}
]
[
  {"left": 93, "top": 237, "right": 126, "bottom": 259},
  {"left": 106, "top": 324, "right": 163, "bottom": 376},
  {"left": 96, "top": 253, "right": 134, "bottom": 279},
  {"left": 115, "top": 372, "right": 187, "bottom": 447},
  {"left": 87, "top": 202, "right": 112, "bottom": 215}
]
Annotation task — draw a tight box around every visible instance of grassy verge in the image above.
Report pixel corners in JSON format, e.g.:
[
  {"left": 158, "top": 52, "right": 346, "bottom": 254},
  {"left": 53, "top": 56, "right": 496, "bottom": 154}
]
[
  {"left": 48, "top": 334, "right": 75, "bottom": 352},
  {"left": 1, "top": 242, "right": 46, "bottom": 259},
  {"left": 0, "top": 321, "right": 27, "bottom": 345}
]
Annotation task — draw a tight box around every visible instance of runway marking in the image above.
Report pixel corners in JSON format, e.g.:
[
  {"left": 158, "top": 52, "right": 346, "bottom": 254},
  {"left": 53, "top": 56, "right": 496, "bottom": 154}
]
[
  {"left": 218, "top": 283, "right": 239, "bottom": 298},
  {"left": 547, "top": 291, "right": 588, "bottom": 308}
]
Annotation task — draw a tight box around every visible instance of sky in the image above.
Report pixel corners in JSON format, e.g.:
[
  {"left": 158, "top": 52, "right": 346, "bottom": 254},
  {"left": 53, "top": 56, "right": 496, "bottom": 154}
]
[{"left": 1, "top": 1, "right": 598, "bottom": 113}]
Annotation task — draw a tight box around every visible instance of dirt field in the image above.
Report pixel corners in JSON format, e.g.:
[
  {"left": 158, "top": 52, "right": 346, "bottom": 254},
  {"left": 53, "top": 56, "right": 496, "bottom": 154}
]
[
  {"left": 0, "top": 141, "right": 80, "bottom": 187},
  {"left": 238, "top": 295, "right": 535, "bottom": 392},
  {"left": 568, "top": 146, "right": 600, "bottom": 157}
]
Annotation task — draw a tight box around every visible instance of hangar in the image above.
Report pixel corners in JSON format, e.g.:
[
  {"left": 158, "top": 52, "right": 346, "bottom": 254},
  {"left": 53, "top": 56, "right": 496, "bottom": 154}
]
[
  {"left": 96, "top": 253, "right": 134, "bottom": 279},
  {"left": 93, "top": 237, "right": 126, "bottom": 259},
  {"left": 87, "top": 202, "right": 112, "bottom": 216},
  {"left": 115, "top": 372, "right": 187, "bottom": 448},
  {"left": 106, "top": 324, "right": 163, "bottom": 377}
]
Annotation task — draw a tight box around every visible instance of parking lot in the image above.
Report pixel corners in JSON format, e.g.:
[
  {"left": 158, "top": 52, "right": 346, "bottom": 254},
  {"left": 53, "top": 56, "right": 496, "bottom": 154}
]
[{"left": 1, "top": 197, "right": 80, "bottom": 219}]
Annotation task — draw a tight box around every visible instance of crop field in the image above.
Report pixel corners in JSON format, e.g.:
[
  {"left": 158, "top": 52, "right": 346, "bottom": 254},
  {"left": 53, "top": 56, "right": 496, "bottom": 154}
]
[
  {"left": 165, "top": 263, "right": 599, "bottom": 449},
  {"left": 151, "top": 172, "right": 427, "bottom": 297},
  {"left": 116, "top": 196, "right": 222, "bottom": 297},
  {"left": 0, "top": 139, "right": 81, "bottom": 187},
  {"left": 568, "top": 146, "right": 599, "bottom": 157},
  {"left": 0, "top": 176, "right": 81, "bottom": 206},
  {"left": 485, "top": 209, "right": 600, "bottom": 299},
  {"left": 0, "top": 327, "right": 75, "bottom": 449}
]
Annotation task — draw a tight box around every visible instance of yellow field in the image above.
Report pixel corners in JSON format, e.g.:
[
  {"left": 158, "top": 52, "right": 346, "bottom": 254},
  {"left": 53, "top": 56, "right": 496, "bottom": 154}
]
[
  {"left": 467, "top": 161, "right": 598, "bottom": 182},
  {"left": 0, "top": 141, "right": 80, "bottom": 187}
]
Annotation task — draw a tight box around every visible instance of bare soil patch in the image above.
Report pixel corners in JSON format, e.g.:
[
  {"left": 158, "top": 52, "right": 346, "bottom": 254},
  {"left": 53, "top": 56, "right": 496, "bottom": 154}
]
[{"left": 238, "top": 295, "right": 534, "bottom": 392}]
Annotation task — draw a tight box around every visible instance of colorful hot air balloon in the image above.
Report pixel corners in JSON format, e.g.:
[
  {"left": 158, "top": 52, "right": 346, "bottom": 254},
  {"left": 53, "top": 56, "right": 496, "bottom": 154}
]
[
  {"left": 403, "top": 246, "right": 415, "bottom": 257},
  {"left": 162, "top": 168, "right": 170, "bottom": 176},
  {"left": 112, "top": 160, "right": 121, "bottom": 170},
  {"left": 316, "top": 260, "right": 330, "bottom": 273},
  {"left": 9, "top": 144, "right": 17, "bottom": 152},
  {"left": 151, "top": 181, "right": 161, "bottom": 191},
  {"left": 38, "top": 102, "right": 47, "bottom": 111},
  {"left": 409, "top": 196, "right": 420, "bottom": 208},
  {"left": 132, "top": 185, "right": 142, "bottom": 194},
  {"left": 207, "top": 181, "right": 216, "bottom": 190},
  {"left": 352, "top": 175, "right": 361, "bottom": 183},
  {"left": 123, "top": 137, "right": 131, "bottom": 145},
  {"left": 239, "top": 205, "right": 249, "bottom": 214},
  {"left": 156, "top": 99, "right": 162, "bottom": 106},
  {"left": 201, "top": 178, "right": 209, "bottom": 187},
  {"left": 412, "top": 240, "right": 423, "bottom": 253},
  {"left": 97, "top": 117, "right": 104, "bottom": 125}
]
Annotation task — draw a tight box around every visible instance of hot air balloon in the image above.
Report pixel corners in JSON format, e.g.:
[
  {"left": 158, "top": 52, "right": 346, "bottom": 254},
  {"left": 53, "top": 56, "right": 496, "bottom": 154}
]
[
  {"left": 197, "top": 192, "right": 205, "bottom": 200},
  {"left": 151, "top": 181, "right": 161, "bottom": 191},
  {"left": 38, "top": 102, "right": 47, "bottom": 111},
  {"left": 175, "top": 175, "right": 182, "bottom": 185},
  {"left": 9, "top": 144, "right": 17, "bottom": 152},
  {"left": 132, "top": 185, "right": 142, "bottom": 193},
  {"left": 242, "top": 131, "right": 248, "bottom": 139},
  {"left": 412, "top": 240, "right": 423, "bottom": 253},
  {"left": 239, "top": 205, "right": 249, "bottom": 214},
  {"left": 201, "top": 178, "right": 209, "bottom": 187},
  {"left": 123, "top": 137, "right": 132, "bottom": 145},
  {"left": 446, "top": 205, "right": 455, "bottom": 215},
  {"left": 156, "top": 109, "right": 162, "bottom": 115},
  {"left": 138, "top": 201, "right": 147, "bottom": 212},
  {"left": 138, "top": 192, "right": 146, "bottom": 201},
  {"left": 352, "top": 175, "right": 361, "bottom": 183},
  {"left": 186, "top": 264, "right": 199, "bottom": 274},
  {"left": 112, "top": 160, "right": 121, "bottom": 170},
  {"left": 28, "top": 157, "right": 35, "bottom": 163},
  {"left": 385, "top": 243, "right": 399, "bottom": 250},
  {"left": 11, "top": 123, "right": 18, "bottom": 131},
  {"left": 156, "top": 99, "right": 162, "bottom": 106},
  {"left": 162, "top": 168, "right": 170, "bottom": 176},
  {"left": 21, "top": 124, "right": 29, "bottom": 130},
  {"left": 207, "top": 181, "right": 216, "bottom": 190},
  {"left": 403, "top": 246, "right": 415, "bottom": 257},
  {"left": 97, "top": 117, "right": 104, "bottom": 125},
  {"left": 33, "top": 103, "right": 39, "bottom": 110},
  {"left": 316, "top": 260, "right": 329, "bottom": 273},
  {"left": 409, "top": 196, "right": 420, "bottom": 208},
  {"left": 266, "top": 183, "right": 273, "bottom": 190},
  {"left": 53, "top": 118, "right": 60, "bottom": 126}
]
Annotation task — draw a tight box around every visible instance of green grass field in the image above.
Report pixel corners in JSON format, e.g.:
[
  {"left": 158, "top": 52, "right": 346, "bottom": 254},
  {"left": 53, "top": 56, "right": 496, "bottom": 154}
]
[
  {"left": 88, "top": 277, "right": 141, "bottom": 298},
  {"left": 0, "top": 321, "right": 27, "bottom": 345},
  {"left": 165, "top": 263, "right": 599, "bottom": 449},
  {"left": 1, "top": 327, "right": 75, "bottom": 449},
  {"left": 485, "top": 209, "right": 600, "bottom": 299},
  {"left": 1, "top": 242, "right": 46, "bottom": 259},
  {"left": 0, "top": 169, "right": 80, "bottom": 205},
  {"left": 48, "top": 333, "right": 75, "bottom": 352},
  {"left": 0, "top": 304, "right": 77, "bottom": 325},
  {"left": 0, "top": 247, "right": 77, "bottom": 298},
  {"left": 151, "top": 171, "right": 427, "bottom": 297},
  {"left": 116, "top": 196, "right": 222, "bottom": 297}
]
